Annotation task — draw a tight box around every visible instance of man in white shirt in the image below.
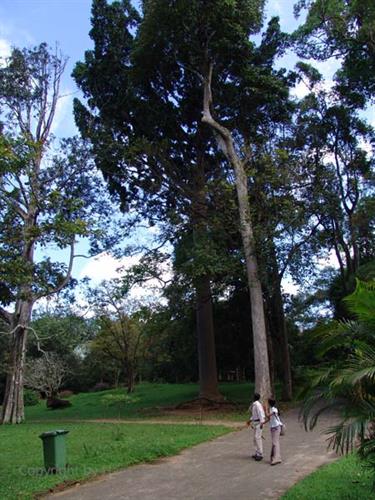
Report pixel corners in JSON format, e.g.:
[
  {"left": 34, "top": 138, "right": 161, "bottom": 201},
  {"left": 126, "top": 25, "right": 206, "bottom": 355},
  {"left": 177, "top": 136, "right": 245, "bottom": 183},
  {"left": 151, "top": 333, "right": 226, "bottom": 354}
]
[{"left": 249, "top": 392, "right": 265, "bottom": 461}]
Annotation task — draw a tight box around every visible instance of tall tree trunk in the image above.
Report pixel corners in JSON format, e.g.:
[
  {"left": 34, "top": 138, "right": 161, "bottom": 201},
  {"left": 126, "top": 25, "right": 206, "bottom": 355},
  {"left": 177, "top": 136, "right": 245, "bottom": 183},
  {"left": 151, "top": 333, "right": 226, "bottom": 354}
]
[
  {"left": 191, "top": 142, "right": 223, "bottom": 401},
  {"left": 266, "top": 282, "right": 293, "bottom": 401},
  {"left": 202, "top": 64, "right": 271, "bottom": 399},
  {"left": 265, "top": 313, "right": 276, "bottom": 396},
  {"left": 1, "top": 301, "right": 32, "bottom": 424},
  {"left": 195, "top": 275, "right": 222, "bottom": 400},
  {"left": 263, "top": 244, "right": 293, "bottom": 401},
  {"left": 234, "top": 163, "right": 272, "bottom": 398},
  {"left": 127, "top": 368, "right": 135, "bottom": 394},
  {"left": 274, "top": 282, "right": 292, "bottom": 400}
]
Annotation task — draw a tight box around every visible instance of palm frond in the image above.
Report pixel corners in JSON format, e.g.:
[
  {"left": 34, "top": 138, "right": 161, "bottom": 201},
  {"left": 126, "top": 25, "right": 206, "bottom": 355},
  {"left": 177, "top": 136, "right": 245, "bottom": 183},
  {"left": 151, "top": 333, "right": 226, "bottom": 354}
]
[{"left": 345, "top": 279, "right": 375, "bottom": 325}]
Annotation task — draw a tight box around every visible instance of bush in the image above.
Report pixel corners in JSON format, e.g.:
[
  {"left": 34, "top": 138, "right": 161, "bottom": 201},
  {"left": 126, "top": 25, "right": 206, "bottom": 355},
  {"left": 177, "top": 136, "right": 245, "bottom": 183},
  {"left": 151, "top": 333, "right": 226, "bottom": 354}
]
[{"left": 24, "top": 389, "right": 39, "bottom": 406}]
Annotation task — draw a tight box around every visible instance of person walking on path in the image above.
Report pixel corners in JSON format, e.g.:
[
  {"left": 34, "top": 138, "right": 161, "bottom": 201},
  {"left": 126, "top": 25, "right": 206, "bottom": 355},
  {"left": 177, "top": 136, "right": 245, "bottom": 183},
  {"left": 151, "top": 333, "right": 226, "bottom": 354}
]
[
  {"left": 249, "top": 392, "right": 266, "bottom": 461},
  {"left": 266, "top": 398, "right": 283, "bottom": 466}
]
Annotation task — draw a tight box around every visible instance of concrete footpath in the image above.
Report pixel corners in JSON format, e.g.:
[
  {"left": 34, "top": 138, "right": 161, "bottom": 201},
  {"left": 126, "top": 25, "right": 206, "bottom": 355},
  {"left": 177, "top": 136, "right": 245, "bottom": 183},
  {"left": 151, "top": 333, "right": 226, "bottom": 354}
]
[{"left": 45, "top": 408, "right": 337, "bottom": 500}]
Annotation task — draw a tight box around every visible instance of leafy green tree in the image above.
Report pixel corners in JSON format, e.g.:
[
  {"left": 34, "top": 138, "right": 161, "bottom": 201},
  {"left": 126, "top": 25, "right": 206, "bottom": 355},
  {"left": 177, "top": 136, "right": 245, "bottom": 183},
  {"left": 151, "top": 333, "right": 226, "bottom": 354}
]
[
  {"left": 0, "top": 44, "right": 114, "bottom": 424},
  {"left": 73, "top": 0, "right": 244, "bottom": 401},
  {"left": 26, "top": 309, "right": 94, "bottom": 392},
  {"left": 294, "top": 0, "right": 375, "bottom": 100},
  {"left": 87, "top": 279, "right": 148, "bottom": 393},
  {"left": 75, "top": 0, "right": 299, "bottom": 401},
  {"left": 294, "top": 63, "right": 375, "bottom": 297},
  {"left": 29, "top": 309, "right": 93, "bottom": 357}
]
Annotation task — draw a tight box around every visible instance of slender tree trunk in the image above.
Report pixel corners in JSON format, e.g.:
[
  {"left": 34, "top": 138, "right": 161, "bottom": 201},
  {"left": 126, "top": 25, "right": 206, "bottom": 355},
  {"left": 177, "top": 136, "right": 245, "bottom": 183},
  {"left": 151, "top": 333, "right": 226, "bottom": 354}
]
[
  {"left": 270, "top": 282, "right": 293, "bottom": 401},
  {"left": 191, "top": 135, "right": 223, "bottom": 401},
  {"left": 264, "top": 245, "right": 293, "bottom": 401},
  {"left": 195, "top": 276, "right": 223, "bottom": 400},
  {"left": 268, "top": 287, "right": 293, "bottom": 401},
  {"left": 1, "top": 301, "right": 32, "bottom": 424},
  {"left": 126, "top": 367, "right": 134, "bottom": 393},
  {"left": 265, "top": 313, "right": 276, "bottom": 395},
  {"left": 234, "top": 163, "right": 272, "bottom": 398},
  {"left": 202, "top": 64, "right": 271, "bottom": 399}
]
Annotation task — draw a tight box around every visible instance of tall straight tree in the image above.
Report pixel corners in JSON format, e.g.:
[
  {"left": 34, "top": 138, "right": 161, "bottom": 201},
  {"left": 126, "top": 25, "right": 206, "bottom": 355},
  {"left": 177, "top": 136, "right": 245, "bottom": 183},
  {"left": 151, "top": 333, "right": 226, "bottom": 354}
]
[
  {"left": 73, "top": 0, "right": 225, "bottom": 400},
  {"left": 0, "top": 45, "right": 113, "bottom": 424},
  {"left": 136, "top": 0, "right": 274, "bottom": 397},
  {"left": 75, "top": 1, "right": 299, "bottom": 399}
]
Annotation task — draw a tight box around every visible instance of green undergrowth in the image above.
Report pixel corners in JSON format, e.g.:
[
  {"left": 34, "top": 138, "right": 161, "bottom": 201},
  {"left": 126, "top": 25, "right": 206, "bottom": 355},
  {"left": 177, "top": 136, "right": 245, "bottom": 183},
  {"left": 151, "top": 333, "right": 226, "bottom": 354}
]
[
  {"left": 0, "top": 421, "right": 231, "bottom": 500},
  {"left": 282, "top": 454, "right": 373, "bottom": 500}
]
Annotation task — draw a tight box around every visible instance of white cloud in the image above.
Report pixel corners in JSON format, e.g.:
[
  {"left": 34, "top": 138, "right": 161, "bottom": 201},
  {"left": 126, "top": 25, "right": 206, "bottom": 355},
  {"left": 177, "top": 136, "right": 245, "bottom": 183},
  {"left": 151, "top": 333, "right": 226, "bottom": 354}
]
[
  {"left": 0, "top": 38, "right": 11, "bottom": 61},
  {"left": 365, "top": 107, "right": 375, "bottom": 128},
  {"left": 281, "top": 278, "right": 300, "bottom": 296},
  {"left": 51, "top": 90, "right": 78, "bottom": 137},
  {"left": 291, "top": 75, "right": 335, "bottom": 100},
  {"left": 268, "top": 0, "right": 282, "bottom": 15},
  {"left": 291, "top": 80, "right": 309, "bottom": 99},
  {"left": 78, "top": 251, "right": 171, "bottom": 303},
  {"left": 314, "top": 59, "right": 341, "bottom": 81},
  {"left": 317, "top": 249, "right": 339, "bottom": 269},
  {"left": 79, "top": 252, "right": 140, "bottom": 284}
]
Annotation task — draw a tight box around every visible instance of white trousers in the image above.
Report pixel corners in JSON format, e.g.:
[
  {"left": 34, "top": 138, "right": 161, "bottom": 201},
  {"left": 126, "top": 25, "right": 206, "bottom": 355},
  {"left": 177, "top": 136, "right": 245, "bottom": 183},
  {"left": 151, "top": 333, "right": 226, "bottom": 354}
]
[
  {"left": 253, "top": 423, "right": 263, "bottom": 457},
  {"left": 270, "top": 425, "right": 282, "bottom": 463}
]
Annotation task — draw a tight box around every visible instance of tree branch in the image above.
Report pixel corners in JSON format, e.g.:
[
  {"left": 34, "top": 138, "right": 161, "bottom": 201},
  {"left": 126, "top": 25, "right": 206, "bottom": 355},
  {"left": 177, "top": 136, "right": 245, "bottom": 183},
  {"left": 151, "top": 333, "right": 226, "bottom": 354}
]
[
  {"left": 0, "top": 306, "right": 13, "bottom": 325},
  {"left": 34, "top": 240, "right": 75, "bottom": 300}
]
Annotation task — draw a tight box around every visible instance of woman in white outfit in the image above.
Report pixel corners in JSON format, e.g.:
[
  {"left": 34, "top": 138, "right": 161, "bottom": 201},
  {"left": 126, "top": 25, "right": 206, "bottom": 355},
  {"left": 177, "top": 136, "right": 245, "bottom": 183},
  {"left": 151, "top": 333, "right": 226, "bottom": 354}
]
[{"left": 267, "top": 398, "right": 282, "bottom": 465}]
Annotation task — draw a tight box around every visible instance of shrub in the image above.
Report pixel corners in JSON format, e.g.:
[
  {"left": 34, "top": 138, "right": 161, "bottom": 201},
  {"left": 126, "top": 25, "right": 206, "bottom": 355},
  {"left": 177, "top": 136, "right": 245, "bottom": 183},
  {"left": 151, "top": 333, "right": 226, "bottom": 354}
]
[{"left": 24, "top": 389, "right": 39, "bottom": 406}]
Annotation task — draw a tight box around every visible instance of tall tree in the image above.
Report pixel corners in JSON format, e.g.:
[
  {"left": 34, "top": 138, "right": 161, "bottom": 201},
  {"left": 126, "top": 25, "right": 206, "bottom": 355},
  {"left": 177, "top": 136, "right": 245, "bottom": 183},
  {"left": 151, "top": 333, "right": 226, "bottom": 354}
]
[
  {"left": 136, "top": 0, "right": 281, "bottom": 397},
  {"left": 75, "top": 0, "right": 300, "bottom": 400},
  {"left": 73, "top": 0, "right": 231, "bottom": 401},
  {"left": 294, "top": 63, "right": 375, "bottom": 297},
  {"left": 0, "top": 44, "right": 112, "bottom": 424}
]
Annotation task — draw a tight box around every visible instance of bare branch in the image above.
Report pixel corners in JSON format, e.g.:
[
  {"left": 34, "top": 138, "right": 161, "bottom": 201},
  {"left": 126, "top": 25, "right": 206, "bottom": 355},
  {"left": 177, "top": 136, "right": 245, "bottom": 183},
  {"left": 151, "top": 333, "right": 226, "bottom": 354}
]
[{"left": 34, "top": 240, "right": 75, "bottom": 300}]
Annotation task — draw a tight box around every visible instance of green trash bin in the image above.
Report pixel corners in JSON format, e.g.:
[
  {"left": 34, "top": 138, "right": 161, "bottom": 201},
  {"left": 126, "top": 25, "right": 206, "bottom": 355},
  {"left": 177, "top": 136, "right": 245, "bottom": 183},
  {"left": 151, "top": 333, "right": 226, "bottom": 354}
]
[{"left": 39, "top": 429, "right": 69, "bottom": 472}]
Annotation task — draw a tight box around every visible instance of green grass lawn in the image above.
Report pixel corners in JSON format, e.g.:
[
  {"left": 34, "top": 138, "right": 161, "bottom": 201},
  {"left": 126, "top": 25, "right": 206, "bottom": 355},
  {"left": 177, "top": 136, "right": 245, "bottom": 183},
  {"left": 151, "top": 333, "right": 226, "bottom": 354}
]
[
  {"left": 0, "top": 421, "right": 231, "bottom": 500},
  {"left": 282, "top": 454, "right": 374, "bottom": 500},
  {"left": 26, "top": 382, "right": 254, "bottom": 422},
  {"left": 0, "top": 382, "right": 251, "bottom": 499}
]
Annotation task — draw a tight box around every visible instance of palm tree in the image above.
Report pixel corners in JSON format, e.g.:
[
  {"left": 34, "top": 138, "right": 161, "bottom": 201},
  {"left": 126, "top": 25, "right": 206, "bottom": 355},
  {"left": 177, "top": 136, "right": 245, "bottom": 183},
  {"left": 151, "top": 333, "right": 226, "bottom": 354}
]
[{"left": 301, "top": 279, "right": 375, "bottom": 471}]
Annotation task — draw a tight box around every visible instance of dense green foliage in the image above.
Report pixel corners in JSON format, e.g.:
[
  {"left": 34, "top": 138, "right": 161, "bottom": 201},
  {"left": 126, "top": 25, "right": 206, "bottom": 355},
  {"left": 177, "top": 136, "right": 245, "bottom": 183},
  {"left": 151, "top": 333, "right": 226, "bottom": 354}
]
[
  {"left": 294, "top": 0, "right": 375, "bottom": 100},
  {"left": 301, "top": 280, "right": 375, "bottom": 481}
]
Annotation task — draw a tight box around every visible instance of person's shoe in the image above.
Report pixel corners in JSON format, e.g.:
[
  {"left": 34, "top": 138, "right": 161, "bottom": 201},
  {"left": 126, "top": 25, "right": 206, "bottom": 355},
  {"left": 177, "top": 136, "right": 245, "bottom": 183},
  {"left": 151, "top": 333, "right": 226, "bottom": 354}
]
[
  {"left": 270, "top": 460, "right": 282, "bottom": 466},
  {"left": 254, "top": 455, "right": 263, "bottom": 461}
]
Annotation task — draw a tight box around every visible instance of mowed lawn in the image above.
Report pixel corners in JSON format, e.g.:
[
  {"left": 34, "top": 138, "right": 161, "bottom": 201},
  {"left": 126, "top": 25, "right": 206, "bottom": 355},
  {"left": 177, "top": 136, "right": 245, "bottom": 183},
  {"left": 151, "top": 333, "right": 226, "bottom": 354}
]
[
  {"left": 26, "top": 382, "right": 254, "bottom": 422},
  {"left": 0, "top": 422, "right": 231, "bottom": 500},
  {"left": 1, "top": 383, "right": 248, "bottom": 499}
]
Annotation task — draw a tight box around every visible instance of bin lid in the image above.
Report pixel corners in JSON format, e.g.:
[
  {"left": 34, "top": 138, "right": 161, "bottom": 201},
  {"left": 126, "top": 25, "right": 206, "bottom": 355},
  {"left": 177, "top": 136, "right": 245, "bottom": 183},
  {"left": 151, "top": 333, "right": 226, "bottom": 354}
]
[{"left": 39, "top": 429, "right": 69, "bottom": 438}]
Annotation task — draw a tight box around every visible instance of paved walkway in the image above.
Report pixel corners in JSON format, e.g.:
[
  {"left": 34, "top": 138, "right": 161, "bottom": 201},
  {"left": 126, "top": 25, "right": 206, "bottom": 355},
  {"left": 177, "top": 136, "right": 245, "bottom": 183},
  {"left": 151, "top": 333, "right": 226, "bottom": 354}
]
[{"left": 45, "top": 408, "right": 337, "bottom": 500}]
